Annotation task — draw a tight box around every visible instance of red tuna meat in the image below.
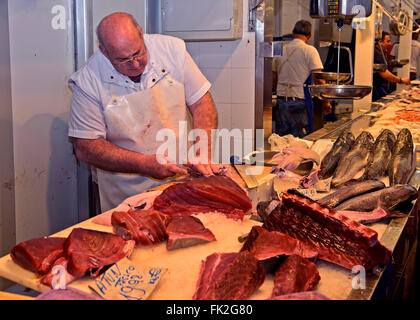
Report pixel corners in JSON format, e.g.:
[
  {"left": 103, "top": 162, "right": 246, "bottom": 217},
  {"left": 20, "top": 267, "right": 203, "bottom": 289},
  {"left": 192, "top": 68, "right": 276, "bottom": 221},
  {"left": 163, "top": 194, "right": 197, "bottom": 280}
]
[
  {"left": 153, "top": 176, "right": 252, "bottom": 220},
  {"left": 64, "top": 228, "right": 135, "bottom": 278},
  {"left": 271, "top": 255, "right": 320, "bottom": 297},
  {"left": 10, "top": 237, "right": 66, "bottom": 275},
  {"left": 166, "top": 215, "right": 216, "bottom": 250},
  {"left": 193, "top": 251, "right": 265, "bottom": 300},
  {"left": 111, "top": 209, "right": 169, "bottom": 246}
]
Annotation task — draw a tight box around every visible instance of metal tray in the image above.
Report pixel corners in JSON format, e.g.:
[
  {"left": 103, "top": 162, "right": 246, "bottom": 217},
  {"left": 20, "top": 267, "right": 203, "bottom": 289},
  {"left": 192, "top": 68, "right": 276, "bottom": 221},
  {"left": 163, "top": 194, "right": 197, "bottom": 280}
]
[
  {"left": 388, "top": 59, "right": 409, "bottom": 68},
  {"left": 313, "top": 72, "right": 352, "bottom": 83},
  {"left": 308, "top": 84, "right": 372, "bottom": 100},
  {"left": 373, "top": 64, "right": 387, "bottom": 72}
]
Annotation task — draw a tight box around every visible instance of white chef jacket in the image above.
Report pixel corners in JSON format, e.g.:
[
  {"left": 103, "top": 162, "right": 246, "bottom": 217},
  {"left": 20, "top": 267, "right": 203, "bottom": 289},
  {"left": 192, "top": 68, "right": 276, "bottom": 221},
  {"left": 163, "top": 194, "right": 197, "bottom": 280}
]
[
  {"left": 68, "top": 33, "right": 211, "bottom": 140},
  {"left": 272, "top": 38, "right": 323, "bottom": 99}
]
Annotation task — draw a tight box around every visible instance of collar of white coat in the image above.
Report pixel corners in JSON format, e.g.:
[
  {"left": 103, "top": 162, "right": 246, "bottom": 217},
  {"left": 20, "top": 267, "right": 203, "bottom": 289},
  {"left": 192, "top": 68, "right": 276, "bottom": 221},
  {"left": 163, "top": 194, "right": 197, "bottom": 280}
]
[{"left": 99, "top": 49, "right": 168, "bottom": 90}]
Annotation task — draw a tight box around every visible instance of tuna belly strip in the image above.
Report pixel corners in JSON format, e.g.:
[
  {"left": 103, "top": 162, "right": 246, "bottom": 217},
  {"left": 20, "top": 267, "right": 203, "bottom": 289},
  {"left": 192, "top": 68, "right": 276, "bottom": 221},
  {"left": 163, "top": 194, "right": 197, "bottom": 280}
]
[
  {"left": 153, "top": 176, "right": 252, "bottom": 220},
  {"left": 240, "top": 226, "right": 318, "bottom": 260},
  {"left": 111, "top": 209, "right": 169, "bottom": 246},
  {"left": 271, "top": 255, "right": 320, "bottom": 297},
  {"left": 193, "top": 251, "right": 265, "bottom": 300},
  {"left": 262, "top": 192, "right": 392, "bottom": 270}
]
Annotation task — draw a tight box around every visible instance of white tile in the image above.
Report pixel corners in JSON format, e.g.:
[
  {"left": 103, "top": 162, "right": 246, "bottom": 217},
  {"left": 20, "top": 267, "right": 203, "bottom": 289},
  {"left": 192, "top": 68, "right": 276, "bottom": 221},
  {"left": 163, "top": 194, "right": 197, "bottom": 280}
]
[
  {"left": 198, "top": 41, "right": 234, "bottom": 69},
  {"left": 231, "top": 103, "right": 255, "bottom": 130},
  {"left": 231, "top": 69, "right": 254, "bottom": 104},
  {"left": 186, "top": 42, "right": 201, "bottom": 66},
  {"left": 202, "top": 68, "right": 232, "bottom": 104},
  {"left": 214, "top": 103, "right": 231, "bottom": 130},
  {"left": 231, "top": 33, "right": 255, "bottom": 69}
]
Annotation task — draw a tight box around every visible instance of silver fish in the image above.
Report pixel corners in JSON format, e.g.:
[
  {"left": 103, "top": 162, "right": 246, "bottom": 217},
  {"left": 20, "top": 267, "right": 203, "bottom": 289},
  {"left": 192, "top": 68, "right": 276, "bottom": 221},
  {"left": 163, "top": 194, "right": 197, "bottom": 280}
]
[
  {"left": 332, "top": 131, "right": 374, "bottom": 187},
  {"left": 388, "top": 129, "right": 414, "bottom": 186}
]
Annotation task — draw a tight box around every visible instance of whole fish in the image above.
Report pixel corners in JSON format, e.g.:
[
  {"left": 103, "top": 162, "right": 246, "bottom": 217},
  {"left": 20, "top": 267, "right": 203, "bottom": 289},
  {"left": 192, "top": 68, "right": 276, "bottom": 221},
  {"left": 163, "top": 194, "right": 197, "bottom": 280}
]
[
  {"left": 318, "top": 180, "right": 386, "bottom": 208},
  {"left": 362, "top": 129, "right": 396, "bottom": 181},
  {"left": 335, "top": 184, "right": 418, "bottom": 212},
  {"left": 332, "top": 131, "right": 374, "bottom": 187},
  {"left": 319, "top": 130, "right": 355, "bottom": 179},
  {"left": 388, "top": 129, "right": 415, "bottom": 186}
]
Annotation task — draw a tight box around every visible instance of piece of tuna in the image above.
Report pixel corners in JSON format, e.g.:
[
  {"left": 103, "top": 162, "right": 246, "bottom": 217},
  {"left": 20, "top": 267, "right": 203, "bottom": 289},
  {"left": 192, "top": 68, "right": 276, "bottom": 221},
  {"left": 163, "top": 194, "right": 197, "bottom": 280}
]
[
  {"left": 271, "top": 255, "right": 320, "bottom": 297},
  {"left": 271, "top": 291, "right": 330, "bottom": 300},
  {"left": 336, "top": 207, "right": 390, "bottom": 225},
  {"left": 166, "top": 216, "right": 216, "bottom": 250},
  {"left": 193, "top": 251, "right": 265, "bottom": 300}
]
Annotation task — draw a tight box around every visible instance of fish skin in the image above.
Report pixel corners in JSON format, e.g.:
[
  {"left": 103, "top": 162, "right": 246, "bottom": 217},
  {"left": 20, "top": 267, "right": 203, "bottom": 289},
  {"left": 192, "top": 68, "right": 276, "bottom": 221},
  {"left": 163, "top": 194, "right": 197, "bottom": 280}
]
[
  {"left": 362, "top": 129, "right": 396, "bottom": 181},
  {"left": 318, "top": 180, "right": 386, "bottom": 208},
  {"left": 388, "top": 129, "right": 414, "bottom": 186},
  {"left": 332, "top": 131, "right": 374, "bottom": 187},
  {"left": 335, "top": 184, "right": 418, "bottom": 212},
  {"left": 319, "top": 130, "right": 355, "bottom": 179}
]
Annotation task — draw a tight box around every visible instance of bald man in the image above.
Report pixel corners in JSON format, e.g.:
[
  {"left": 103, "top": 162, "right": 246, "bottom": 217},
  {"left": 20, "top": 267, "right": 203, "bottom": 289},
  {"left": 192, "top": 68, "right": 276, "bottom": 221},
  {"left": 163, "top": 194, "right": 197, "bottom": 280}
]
[{"left": 68, "top": 12, "right": 218, "bottom": 212}]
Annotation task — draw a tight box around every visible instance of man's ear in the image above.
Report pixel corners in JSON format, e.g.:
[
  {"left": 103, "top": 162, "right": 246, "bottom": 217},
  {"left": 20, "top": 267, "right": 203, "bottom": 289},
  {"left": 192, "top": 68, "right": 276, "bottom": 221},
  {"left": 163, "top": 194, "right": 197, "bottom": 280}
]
[
  {"left": 99, "top": 44, "right": 108, "bottom": 58},
  {"left": 307, "top": 33, "right": 312, "bottom": 41}
]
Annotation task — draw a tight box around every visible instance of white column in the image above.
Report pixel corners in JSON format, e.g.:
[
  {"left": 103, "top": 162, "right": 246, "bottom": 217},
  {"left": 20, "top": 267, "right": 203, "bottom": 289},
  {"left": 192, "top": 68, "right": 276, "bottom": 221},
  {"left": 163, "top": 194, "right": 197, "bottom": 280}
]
[{"left": 396, "top": 7, "right": 413, "bottom": 90}]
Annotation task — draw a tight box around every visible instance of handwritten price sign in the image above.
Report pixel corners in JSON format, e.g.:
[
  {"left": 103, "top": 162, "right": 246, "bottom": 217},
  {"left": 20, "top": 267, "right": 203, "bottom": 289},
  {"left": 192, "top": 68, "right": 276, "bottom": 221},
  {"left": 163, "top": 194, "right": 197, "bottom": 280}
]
[{"left": 89, "top": 258, "right": 167, "bottom": 300}]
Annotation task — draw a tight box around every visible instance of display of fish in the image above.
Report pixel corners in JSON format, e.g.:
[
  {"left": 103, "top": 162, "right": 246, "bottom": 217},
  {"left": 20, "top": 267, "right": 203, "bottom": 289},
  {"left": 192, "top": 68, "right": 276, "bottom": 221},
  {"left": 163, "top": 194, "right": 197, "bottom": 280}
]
[
  {"left": 361, "top": 129, "right": 396, "bottom": 181},
  {"left": 335, "top": 184, "right": 418, "bottom": 212},
  {"left": 318, "top": 180, "right": 386, "bottom": 208},
  {"left": 388, "top": 128, "right": 415, "bottom": 186},
  {"left": 331, "top": 131, "right": 374, "bottom": 187},
  {"left": 319, "top": 130, "right": 355, "bottom": 179}
]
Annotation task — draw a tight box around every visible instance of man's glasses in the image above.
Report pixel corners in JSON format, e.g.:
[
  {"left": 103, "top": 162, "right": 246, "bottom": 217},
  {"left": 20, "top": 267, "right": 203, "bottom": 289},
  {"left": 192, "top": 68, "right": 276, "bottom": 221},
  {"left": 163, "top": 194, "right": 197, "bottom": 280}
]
[{"left": 113, "top": 50, "right": 144, "bottom": 66}]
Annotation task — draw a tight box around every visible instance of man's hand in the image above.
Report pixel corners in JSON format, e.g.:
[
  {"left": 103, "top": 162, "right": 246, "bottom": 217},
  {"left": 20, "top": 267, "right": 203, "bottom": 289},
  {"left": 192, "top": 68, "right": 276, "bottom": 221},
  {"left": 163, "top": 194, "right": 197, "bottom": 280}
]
[
  {"left": 184, "top": 156, "right": 230, "bottom": 177},
  {"left": 401, "top": 78, "right": 410, "bottom": 85},
  {"left": 147, "top": 154, "right": 188, "bottom": 179}
]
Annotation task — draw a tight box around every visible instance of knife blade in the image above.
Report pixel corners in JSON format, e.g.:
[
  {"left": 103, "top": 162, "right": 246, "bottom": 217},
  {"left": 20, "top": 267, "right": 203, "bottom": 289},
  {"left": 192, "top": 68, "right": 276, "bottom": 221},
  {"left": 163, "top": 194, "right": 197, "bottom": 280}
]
[{"left": 230, "top": 156, "right": 260, "bottom": 189}]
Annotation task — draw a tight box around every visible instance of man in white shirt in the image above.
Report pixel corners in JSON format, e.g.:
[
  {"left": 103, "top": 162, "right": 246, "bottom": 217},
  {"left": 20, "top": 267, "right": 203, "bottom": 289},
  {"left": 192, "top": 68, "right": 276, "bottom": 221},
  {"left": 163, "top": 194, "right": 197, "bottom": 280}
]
[
  {"left": 272, "top": 20, "right": 331, "bottom": 137},
  {"left": 68, "top": 12, "right": 218, "bottom": 212}
]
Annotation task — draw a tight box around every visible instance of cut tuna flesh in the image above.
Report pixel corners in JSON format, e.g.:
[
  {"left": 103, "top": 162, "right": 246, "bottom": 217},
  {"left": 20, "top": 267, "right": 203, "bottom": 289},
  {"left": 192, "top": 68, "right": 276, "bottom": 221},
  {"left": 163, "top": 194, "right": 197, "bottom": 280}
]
[
  {"left": 153, "top": 176, "right": 252, "bottom": 220},
  {"left": 64, "top": 228, "right": 135, "bottom": 278},
  {"left": 262, "top": 192, "right": 392, "bottom": 270},
  {"left": 193, "top": 251, "right": 265, "bottom": 300},
  {"left": 336, "top": 207, "right": 389, "bottom": 225},
  {"left": 240, "top": 226, "right": 318, "bottom": 260},
  {"left": 271, "top": 255, "right": 320, "bottom": 297},
  {"left": 10, "top": 237, "right": 66, "bottom": 275},
  {"left": 166, "top": 216, "right": 216, "bottom": 250},
  {"left": 111, "top": 209, "right": 169, "bottom": 246}
]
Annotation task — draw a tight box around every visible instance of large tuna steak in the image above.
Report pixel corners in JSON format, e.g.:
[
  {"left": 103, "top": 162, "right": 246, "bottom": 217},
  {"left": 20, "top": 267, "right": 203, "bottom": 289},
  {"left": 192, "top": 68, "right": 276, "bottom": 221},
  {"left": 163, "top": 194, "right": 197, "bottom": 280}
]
[
  {"left": 263, "top": 192, "right": 392, "bottom": 270},
  {"left": 153, "top": 176, "right": 252, "bottom": 220},
  {"left": 388, "top": 128, "right": 415, "bottom": 186}
]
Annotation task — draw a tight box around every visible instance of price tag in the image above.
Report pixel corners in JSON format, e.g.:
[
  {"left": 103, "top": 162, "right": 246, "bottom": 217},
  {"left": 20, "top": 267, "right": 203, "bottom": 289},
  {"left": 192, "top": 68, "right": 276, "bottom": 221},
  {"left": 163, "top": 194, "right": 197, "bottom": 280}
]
[{"left": 89, "top": 257, "right": 167, "bottom": 300}]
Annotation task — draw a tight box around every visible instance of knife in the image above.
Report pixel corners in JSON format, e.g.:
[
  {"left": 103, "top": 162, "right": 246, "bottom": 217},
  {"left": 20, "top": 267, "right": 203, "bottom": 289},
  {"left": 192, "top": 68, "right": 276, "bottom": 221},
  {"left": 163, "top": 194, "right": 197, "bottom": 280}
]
[{"left": 230, "top": 156, "right": 260, "bottom": 189}]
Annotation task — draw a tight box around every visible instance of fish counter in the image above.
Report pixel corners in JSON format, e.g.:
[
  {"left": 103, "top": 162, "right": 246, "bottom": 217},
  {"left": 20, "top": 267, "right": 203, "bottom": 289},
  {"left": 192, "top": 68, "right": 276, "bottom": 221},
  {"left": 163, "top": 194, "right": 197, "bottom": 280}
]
[{"left": 0, "top": 91, "right": 419, "bottom": 300}]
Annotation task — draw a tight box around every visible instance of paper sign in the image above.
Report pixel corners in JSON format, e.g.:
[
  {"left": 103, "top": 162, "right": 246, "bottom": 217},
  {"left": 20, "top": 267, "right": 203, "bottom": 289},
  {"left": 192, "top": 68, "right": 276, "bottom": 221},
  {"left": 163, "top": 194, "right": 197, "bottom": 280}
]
[{"left": 89, "top": 257, "right": 167, "bottom": 300}]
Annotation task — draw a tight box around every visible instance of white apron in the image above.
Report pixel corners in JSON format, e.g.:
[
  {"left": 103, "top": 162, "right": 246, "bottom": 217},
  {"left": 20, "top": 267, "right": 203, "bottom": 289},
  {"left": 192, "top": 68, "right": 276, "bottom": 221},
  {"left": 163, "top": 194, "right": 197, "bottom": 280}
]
[{"left": 97, "top": 72, "right": 192, "bottom": 212}]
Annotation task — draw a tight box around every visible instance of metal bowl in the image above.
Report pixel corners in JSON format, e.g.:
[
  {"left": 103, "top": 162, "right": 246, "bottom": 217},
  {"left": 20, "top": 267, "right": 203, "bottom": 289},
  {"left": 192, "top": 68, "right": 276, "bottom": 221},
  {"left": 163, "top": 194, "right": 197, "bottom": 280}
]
[
  {"left": 312, "top": 72, "right": 352, "bottom": 83},
  {"left": 308, "top": 85, "right": 372, "bottom": 100}
]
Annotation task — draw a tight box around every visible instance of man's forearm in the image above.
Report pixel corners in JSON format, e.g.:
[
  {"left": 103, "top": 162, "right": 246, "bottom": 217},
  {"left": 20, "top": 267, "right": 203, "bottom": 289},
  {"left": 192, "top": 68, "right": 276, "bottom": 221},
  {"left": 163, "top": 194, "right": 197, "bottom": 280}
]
[
  {"left": 188, "top": 92, "right": 218, "bottom": 160},
  {"left": 72, "top": 137, "right": 148, "bottom": 174}
]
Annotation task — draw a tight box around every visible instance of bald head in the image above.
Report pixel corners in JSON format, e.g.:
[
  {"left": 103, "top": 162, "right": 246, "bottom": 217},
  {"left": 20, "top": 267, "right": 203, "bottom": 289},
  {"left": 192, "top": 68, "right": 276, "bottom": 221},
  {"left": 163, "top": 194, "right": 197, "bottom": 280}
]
[{"left": 97, "top": 12, "right": 142, "bottom": 52}]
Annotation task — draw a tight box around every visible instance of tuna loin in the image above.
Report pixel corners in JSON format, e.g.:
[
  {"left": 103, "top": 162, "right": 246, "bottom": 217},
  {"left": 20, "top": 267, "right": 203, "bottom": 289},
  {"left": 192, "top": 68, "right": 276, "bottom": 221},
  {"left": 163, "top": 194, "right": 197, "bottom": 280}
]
[
  {"left": 153, "top": 176, "right": 252, "bottom": 220},
  {"left": 64, "top": 228, "right": 135, "bottom": 278},
  {"left": 240, "top": 226, "right": 318, "bottom": 260},
  {"left": 166, "top": 216, "right": 216, "bottom": 250},
  {"left": 111, "top": 209, "right": 169, "bottom": 246},
  {"left": 263, "top": 192, "right": 392, "bottom": 270},
  {"left": 10, "top": 237, "right": 66, "bottom": 275},
  {"left": 193, "top": 251, "right": 265, "bottom": 300},
  {"left": 271, "top": 255, "right": 320, "bottom": 297}
]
